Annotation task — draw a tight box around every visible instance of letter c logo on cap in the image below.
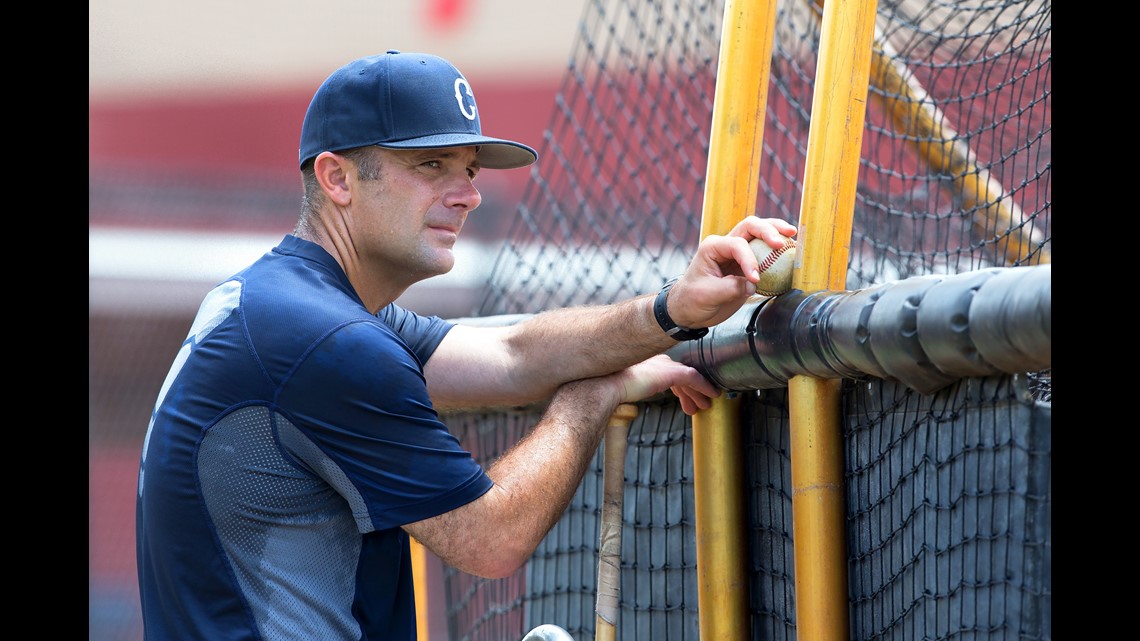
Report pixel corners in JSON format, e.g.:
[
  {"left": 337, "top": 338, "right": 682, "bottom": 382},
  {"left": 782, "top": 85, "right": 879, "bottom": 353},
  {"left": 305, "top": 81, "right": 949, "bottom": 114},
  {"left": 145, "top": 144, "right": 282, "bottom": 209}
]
[{"left": 454, "top": 78, "right": 477, "bottom": 121}]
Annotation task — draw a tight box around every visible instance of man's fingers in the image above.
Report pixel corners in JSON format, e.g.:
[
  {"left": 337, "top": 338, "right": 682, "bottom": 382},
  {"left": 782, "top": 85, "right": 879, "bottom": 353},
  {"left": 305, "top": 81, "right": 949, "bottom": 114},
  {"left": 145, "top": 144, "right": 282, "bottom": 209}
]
[
  {"left": 616, "top": 355, "right": 720, "bottom": 407},
  {"left": 728, "top": 216, "right": 798, "bottom": 250},
  {"left": 672, "top": 385, "right": 717, "bottom": 416},
  {"left": 695, "top": 222, "right": 797, "bottom": 281}
]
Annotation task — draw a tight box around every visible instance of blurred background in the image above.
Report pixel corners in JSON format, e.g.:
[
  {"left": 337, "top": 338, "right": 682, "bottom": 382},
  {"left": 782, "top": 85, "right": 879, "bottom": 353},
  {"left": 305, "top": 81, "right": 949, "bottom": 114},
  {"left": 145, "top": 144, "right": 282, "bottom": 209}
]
[{"left": 90, "top": 2, "right": 580, "bottom": 639}]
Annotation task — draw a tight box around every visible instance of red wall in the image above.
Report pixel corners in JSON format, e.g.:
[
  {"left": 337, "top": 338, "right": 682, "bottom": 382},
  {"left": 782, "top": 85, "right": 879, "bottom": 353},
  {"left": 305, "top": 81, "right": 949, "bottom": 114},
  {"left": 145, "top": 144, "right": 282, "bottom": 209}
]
[{"left": 89, "top": 78, "right": 561, "bottom": 207}]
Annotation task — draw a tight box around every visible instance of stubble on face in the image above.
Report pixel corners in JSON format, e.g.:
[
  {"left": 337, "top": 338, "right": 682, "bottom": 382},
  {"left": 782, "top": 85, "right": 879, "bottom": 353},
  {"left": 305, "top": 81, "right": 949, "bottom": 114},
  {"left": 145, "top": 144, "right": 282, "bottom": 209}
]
[{"left": 352, "top": 147, "right": 481, "bottom": 287}]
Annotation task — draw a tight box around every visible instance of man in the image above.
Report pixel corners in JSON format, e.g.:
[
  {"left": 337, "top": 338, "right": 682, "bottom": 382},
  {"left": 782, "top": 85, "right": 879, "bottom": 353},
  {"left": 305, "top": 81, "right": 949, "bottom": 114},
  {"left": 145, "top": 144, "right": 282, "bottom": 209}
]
[{"left": 135, "top": 50, "right": 797, "bottom": 640}]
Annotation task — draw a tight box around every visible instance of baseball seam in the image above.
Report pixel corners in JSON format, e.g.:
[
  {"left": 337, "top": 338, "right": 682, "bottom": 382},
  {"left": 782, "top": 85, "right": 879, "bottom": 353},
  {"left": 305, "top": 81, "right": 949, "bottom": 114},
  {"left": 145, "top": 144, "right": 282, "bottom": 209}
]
[
  {"left": 757, "top": 241, "right": 790, "bottom": 273},
  {"left": 756, "top": 240, "right": 794, "bottom": 296}
]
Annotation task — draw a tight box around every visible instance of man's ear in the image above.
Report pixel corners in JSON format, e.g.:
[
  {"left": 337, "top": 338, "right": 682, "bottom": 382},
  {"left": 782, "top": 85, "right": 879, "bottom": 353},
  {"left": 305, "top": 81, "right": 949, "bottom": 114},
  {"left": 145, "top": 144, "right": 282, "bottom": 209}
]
[{"left": 313, "top": 152, "right": 353, "bottom": 207}]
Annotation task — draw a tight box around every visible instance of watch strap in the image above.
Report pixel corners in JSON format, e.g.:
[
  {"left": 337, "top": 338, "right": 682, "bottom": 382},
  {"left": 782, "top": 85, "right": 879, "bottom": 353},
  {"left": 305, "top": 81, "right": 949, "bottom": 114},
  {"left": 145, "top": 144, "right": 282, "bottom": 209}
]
[{"left": 653, "top": 277, "right": 709, "bottom": 341}]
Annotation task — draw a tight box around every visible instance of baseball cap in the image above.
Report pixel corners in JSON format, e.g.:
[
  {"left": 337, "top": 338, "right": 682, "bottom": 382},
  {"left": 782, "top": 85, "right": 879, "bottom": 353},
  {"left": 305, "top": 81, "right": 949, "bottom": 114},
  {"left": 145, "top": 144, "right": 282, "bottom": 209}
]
[{"left": 298, "top": 50, "right": 538, "bottom": 170}]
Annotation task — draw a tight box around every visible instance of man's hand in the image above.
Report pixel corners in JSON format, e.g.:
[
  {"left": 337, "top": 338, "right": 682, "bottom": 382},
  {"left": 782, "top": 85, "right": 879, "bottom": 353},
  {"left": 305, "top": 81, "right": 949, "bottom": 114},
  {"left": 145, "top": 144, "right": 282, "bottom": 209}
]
[
  {"left": 665, "top": 216, "right": 798, "bottom": 330},
  {"left": 609, "top": 354, "right": 721, "bottom": 416}
]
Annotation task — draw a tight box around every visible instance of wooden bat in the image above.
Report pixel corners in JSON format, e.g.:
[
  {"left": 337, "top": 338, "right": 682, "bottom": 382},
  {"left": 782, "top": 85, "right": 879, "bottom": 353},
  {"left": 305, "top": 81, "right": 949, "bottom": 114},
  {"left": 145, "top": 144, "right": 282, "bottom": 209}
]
[{"left": 594, "top": 403, "right": 639, "bottom": 641}]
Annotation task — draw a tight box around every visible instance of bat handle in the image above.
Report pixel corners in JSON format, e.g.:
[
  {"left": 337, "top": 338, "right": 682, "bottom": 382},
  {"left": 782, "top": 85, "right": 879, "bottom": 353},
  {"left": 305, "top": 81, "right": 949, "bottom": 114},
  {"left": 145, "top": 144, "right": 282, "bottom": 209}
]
[{"left": 595, "top": 403, "right": 639, "bottom": 641}]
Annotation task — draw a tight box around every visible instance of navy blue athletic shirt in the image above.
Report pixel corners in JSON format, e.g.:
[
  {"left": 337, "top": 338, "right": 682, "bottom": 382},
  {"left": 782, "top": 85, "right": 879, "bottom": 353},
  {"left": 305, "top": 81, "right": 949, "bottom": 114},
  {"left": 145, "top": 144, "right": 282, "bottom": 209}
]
[{"left": 136, "top": 234, "right": 493, "bottom": 640}]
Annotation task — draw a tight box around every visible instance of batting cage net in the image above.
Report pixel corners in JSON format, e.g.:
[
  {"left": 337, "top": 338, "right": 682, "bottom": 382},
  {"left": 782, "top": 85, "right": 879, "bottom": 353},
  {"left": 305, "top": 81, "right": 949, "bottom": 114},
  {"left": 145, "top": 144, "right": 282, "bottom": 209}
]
[
  {"left": 89, "top": 0, "right": 1050, "bottom": 640},
  {"left": 440, "top": 0, "right": 1050, "bottom": 640}
]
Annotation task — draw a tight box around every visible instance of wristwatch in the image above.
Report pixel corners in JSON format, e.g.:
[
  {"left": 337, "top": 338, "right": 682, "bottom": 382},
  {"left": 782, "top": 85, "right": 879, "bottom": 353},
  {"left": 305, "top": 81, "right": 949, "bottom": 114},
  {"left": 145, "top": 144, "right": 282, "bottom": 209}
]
[{"left": 653, "top": 277, "right": 709, "bottom": 341}]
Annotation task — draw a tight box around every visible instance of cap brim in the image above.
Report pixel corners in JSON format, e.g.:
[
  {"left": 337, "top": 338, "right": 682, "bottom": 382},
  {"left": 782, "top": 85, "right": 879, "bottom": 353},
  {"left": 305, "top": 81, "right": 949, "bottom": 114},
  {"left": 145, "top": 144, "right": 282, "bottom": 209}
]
[{"left": 378, "top": 134, "right": 537, "bottom": 170}]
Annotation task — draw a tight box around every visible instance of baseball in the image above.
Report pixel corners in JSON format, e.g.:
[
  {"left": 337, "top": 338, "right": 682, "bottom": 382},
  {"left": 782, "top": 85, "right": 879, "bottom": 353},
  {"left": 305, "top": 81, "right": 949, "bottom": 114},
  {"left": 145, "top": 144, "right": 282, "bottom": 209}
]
[{"left": 749, "top": 236, "right": 797, "bottom": 296}]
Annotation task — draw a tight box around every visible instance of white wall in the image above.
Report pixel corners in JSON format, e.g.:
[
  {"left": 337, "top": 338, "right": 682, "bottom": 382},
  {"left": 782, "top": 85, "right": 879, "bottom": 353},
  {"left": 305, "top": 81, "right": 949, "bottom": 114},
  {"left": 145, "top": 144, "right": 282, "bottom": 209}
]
[{"left": 89, "top": 0, "right": 582, "bottom": 99}]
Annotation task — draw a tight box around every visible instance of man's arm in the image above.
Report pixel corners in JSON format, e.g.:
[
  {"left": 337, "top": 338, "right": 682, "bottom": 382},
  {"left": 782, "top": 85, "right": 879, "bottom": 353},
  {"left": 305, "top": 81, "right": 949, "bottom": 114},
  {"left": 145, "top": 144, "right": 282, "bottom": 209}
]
[
  {"left": 425, "top": 215, "right": 797, "bottom": 410},
  {"left": 425, "top": 297, "right": 659, "bottom": 409},
  {"left": 405, "top": 354, "right": 717, "bottom": 578}
]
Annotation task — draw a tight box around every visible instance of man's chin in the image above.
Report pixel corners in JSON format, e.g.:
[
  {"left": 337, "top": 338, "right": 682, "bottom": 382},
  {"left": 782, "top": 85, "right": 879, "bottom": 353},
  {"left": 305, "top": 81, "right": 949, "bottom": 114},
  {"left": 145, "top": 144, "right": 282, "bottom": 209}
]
[{"left": 416, "top": 256, "right": 455, "bottom": 281}]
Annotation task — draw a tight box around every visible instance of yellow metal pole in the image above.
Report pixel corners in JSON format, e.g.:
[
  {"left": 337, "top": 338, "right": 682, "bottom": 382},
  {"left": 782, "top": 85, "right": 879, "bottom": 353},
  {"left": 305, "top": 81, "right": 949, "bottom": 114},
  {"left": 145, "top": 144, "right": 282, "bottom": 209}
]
[
  {"left": 788, "top": 0, "right": 878, "bottom": 640},
  {"left": 691, "top": 398, "right": 748, "bottom": 640},
  {"left": 694, "top": 0, "right": 779, "bottom": 639},
  {"left": 787, "top": 379, "right": 847, "bottom": 639},
  {"left": 411, "top": 537, "right": 430, "bottom": 641}
]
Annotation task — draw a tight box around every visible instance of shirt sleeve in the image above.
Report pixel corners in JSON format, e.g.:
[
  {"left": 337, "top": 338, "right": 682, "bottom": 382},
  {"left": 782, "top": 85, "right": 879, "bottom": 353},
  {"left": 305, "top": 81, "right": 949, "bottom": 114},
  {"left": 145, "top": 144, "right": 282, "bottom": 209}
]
[
  {"left": 282, "top": 317, "right": 490, "bottom": 531},
  {"left": 375, "top": 303, "right": 454, "bottom": 363}
]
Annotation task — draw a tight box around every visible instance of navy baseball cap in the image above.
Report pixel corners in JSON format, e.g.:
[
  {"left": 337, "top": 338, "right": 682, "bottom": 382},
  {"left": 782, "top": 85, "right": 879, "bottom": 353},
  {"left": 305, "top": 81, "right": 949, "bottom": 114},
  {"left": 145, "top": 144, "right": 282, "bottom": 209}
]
[{"left": 298, "top": 50, "right": 538, "bottom": 170}]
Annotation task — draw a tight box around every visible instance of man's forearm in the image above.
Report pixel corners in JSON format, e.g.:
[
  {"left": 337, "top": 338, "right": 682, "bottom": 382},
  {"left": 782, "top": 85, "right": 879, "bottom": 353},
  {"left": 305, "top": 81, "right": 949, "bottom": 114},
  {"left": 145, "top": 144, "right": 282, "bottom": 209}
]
[
  {"left": 405, "top": 376, "right": 621, "bottom": 578},
  {"left": 430, "top": 283, "right": 711, "bottom": 410},
  {"left": 502, "top": 294, "right": 674, "bottom": 387}
]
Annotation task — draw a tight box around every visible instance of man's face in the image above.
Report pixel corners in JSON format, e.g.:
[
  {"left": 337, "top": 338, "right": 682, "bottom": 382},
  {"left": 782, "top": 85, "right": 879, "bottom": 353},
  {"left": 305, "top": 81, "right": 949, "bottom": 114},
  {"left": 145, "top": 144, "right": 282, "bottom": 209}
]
[{"left": 349, "top": 145, "right": 483, "bottom": 285}]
